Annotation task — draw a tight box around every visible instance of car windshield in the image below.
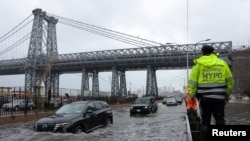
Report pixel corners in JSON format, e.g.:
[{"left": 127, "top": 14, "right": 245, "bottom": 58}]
[
  {"left": 135, "top": 98, "right": 150, "bottom": 104},
  {"left": 167, "top": 98, "right": 176, "bottom": 101},
  {"left": 9, "top": 99, "right": 24, "bottom": 103},
  {"left": 56, "top": 102, "right": 87, "bottom": 114}
]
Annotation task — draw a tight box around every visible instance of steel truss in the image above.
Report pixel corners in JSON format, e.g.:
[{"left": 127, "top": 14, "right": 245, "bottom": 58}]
[{"left": 0, "top": 9, "right": 233, "bottom": 97}]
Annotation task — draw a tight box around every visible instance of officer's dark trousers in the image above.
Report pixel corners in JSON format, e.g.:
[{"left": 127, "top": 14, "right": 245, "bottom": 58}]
[{"left": 199, "top": 97, "right": 225, "bottom": 141}]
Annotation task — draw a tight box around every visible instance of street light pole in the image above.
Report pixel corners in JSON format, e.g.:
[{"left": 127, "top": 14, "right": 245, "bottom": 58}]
[
  {"left": 176, "top": 76, "right": 186, "bottom": 92},
  {"left": 186, "top": 47, "right": 189, "bottom": 85}
]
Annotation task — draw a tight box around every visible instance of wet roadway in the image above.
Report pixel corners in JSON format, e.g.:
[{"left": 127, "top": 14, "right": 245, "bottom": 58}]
[
  {"left": 0, "top": 101, "right": 249, "bottom": 141},
  {"left": 0, "top": 102, "right": 188, "bottom": 141}
]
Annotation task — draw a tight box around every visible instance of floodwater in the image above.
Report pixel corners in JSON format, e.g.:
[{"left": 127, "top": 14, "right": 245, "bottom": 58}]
[
  {"left": 0, "top": 103, "right": 188, "bottom": 141},
  {"left": 0, "top": 102, "right": 249, "bottom": 141},
  {"left": 225, "top": 102, "right": 250, "bottom": 125}
]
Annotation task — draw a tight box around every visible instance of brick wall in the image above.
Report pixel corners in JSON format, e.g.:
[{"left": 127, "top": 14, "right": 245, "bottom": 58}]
[{"left": 231, "top": 49, "right": 250, "bottom": 94}]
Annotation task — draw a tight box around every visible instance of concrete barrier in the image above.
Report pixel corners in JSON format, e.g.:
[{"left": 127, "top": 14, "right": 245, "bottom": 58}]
[
  {"left": 0, "top": 111, "right": 53, "bottom": 125},
  {"left": 187, "top": 109, "right": 201, "bottom": 141}
]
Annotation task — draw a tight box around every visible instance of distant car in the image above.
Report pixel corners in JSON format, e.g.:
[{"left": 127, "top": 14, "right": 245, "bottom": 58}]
[
  {"left": 34, "top": 100, "right": 113, "bottom": 134},
  {"left": 130, "top": 97, "right": 158, "bottom": 115},
  {"left": 162, "top": 98, "right": 168, "bottom": 104},
  {"left": 166, "top": 98, "right": 178, "bottom": 106},
  {"left": 2, "top": 99, "right": 35, "bottom": 111},
  {"left": 175, "top": 96, "right": 184, "bottom": 104}
]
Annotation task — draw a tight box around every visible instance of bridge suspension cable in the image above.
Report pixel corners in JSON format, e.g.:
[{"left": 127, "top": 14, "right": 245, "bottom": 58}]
[
  {"left": 0, "top": 14, "right": 33, "bottom": 42},
  {"left": 0, "top": 14, "right": 33, "bottom": 58},
  {"left": 0, "top": 33, "right": 31, "bottom": 55},
  {"left": 48, "top": 13, "right": 164, "bottom": 47}
]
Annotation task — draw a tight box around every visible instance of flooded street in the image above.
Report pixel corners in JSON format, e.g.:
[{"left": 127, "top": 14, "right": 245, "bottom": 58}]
[
  {"left": 0, "top": 103, "right": 188, "bottom": 141},
  {"left": 0, "top": 102, "right": 249, "bottom": 141},
  {"left": 225, "top": 102, "right": 250, "bottom": 125}
]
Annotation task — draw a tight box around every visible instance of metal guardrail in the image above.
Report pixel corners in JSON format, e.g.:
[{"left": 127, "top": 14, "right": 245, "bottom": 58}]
[
  {"left": 186, "top": 114, "right": 193, "bottom": 141},
  {"left": 187, "top": 110, "right": 201, "bottom": 141}
]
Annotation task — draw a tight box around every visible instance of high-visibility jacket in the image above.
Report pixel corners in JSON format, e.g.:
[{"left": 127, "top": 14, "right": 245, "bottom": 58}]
[
  {"left": 185, "top": 90, "right": 198, "bottom": 110},
  {"left": 188, "top": 53, "right": 234, "bottom": 100}
]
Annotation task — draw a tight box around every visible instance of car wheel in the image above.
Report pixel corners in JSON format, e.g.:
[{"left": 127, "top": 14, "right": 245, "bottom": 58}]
[
  {"left": 104, "top": 118, "right": 112, "bottom": 126},
  {"left": 151, "top": 108, "right": 155, "bottom": 113},
  {"left": 149, "top": 108, "right": 153, "bottom": 114},
  {"left": 15, "top": 106, "right": 19, "bottom": 111},
  {"left": 152, "top": 107, "right": 157, "bottom": 113},
  {"left": 73, "top": 125, "right": 83, "bottom": 134}
]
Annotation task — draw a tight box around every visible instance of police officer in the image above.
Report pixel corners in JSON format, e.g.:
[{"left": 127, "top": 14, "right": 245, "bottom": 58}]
[{"left": 187, "top": 45, "right": 234, "bottom": 141}]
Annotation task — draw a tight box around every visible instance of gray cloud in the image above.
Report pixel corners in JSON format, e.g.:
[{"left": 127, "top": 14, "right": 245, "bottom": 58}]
[{"left": 0, "top": 0, "right": 249, "bottom": 94}]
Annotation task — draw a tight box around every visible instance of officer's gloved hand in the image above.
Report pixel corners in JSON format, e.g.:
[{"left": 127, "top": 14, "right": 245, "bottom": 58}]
[{"left": 189, "top": 94, "right": 195, "bottom": 102}]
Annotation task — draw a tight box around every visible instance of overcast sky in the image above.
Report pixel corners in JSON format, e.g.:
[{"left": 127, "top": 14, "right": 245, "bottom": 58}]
[{"left": 0, "top": 0, "right": 249, "bottom": 94}]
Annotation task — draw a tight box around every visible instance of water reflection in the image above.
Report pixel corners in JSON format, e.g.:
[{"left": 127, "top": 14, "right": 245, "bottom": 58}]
[
  {"left": 0, "top": 102, "right": 249, "bottom": 141},
  {"left": 0, "top": 104, "right": 189, "bottom": 141},
  {"left": 225, "top": 102, "right": 250, "bottom": 125}
]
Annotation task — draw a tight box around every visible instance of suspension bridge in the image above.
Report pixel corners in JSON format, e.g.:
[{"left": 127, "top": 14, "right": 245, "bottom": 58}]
[{"left": 0, "top": 8, "right": 232, "bottom": 97}]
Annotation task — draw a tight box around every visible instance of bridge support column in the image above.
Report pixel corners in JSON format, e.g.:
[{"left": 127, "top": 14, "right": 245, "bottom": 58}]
[
  {"left": 92, "top": 71, "right": 99, "bottom": 96},
  {"left": 111, "top": 67, "right": 119, "bottom": 97},
  {"left": 119, "top": 69, "right": 127, "bottom": 97},
  {"left": 146, "top": 65, "right": 158, "bottom": 97},
  {"left": 111, "top": 67, "right": 127, "bottom": 97},
  {"left": 81, "top": 68, "right": 90, "bottom": 96},
  {"left": 50, "top": 73, "right": 59, "bottom": 97}
]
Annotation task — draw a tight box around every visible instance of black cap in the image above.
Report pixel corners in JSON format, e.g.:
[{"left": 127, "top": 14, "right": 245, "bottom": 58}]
[{"left": 201, "top": 45, "right": 214, "bottom": 55}]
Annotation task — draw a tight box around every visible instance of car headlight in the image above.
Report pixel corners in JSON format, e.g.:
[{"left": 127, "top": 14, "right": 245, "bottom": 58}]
[
  {"left": 60, "top": 121, "right": 73, "bottom": 127},
  {"left": 54, "top": 121, "right": 73, "bottom": 132},
  {"left": 145, "top": 106, "right": 148, "bottom": 109},
  {"left": 130, "top": 106, "right": 133, "bottom": 109}
]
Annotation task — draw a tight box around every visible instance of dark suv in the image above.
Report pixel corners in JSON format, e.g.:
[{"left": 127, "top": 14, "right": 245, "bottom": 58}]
[
  {"left": 34, "top": 100, "right": 113, "bottom": 134},
  {"left": 130, "top": 97, "right": 158, "bottom": 115}
]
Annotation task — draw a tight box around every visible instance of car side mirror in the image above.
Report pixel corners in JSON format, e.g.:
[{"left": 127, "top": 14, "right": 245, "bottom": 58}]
[
  {"left": 132, "top": 102, "right": 134, "bottom": 104},
  {"left": 86, "top": 109, "right": 93, "bottom": 114}
]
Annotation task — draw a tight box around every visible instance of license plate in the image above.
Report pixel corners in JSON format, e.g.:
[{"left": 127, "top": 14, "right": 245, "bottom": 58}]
[{"left": 137, "top": 109, "right": 141, "bottom": 112}]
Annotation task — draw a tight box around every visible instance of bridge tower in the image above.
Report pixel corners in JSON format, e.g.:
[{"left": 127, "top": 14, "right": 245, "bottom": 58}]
[{"left": 25, "top": 8, "right": 59, "bottom": 96}]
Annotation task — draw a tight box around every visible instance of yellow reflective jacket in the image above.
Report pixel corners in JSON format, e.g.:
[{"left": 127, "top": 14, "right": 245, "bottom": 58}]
[{"left": 188, "top": 53, "right": 234, "bottom": 100}]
